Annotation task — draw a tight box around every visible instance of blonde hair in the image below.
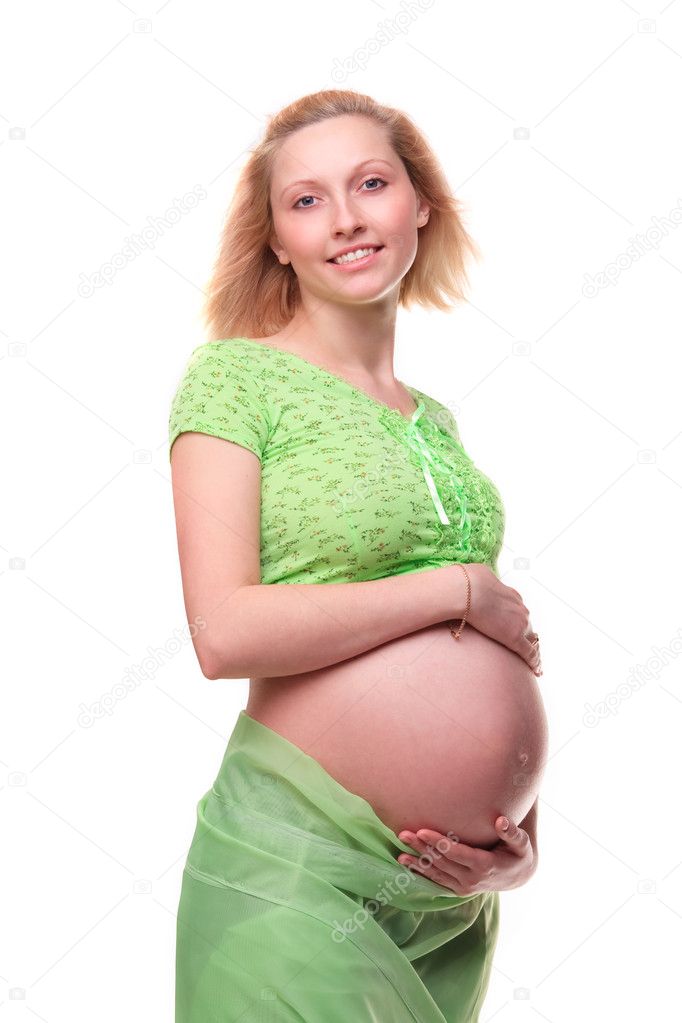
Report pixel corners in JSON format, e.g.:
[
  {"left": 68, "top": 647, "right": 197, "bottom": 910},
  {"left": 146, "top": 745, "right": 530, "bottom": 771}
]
[{"left": 202, "top": 89, "right": 481, "bottom": 341}]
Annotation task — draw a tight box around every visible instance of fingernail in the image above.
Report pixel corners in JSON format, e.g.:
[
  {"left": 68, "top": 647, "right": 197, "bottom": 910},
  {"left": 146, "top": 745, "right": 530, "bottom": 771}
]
[{"left": 499, "top": 817, "right": 509, "bottom": 831}]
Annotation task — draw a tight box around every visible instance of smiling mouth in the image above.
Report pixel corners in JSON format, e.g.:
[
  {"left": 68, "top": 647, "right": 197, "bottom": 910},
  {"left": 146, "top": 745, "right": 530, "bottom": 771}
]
[{"left": 327, "top": 245, "right": 385, "bottom": 264}]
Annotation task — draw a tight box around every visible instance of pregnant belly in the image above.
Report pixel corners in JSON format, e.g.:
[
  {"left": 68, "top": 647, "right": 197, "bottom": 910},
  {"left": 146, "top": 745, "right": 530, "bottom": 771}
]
[{"left": 246, "top": 622, "right": 549, "bottom": 849}]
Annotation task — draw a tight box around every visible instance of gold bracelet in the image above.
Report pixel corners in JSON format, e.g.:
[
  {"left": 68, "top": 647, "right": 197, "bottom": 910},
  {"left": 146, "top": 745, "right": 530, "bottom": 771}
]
[{"left": 448, "top": 562, "right": 471, "bottom": 641}]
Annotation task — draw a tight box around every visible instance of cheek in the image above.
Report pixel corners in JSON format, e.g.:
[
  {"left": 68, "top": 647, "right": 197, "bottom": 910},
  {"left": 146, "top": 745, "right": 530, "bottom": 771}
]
[
  {"left": 381, "top": 189, "right": 418, "bottom": 227},
  {"left": 376, "top": 197, "right": 419, "bottom": 255},
  {"left": 285, "top": 221, "right": 326, "bottom": 266},
  {"left": 272, "top": 210, "right": 319, "bottom": 260}
]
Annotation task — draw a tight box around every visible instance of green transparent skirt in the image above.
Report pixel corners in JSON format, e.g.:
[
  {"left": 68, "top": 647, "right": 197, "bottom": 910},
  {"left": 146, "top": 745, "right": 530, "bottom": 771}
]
[{"left": 175, "top": 711, "right": 500, "bottom": 1022}]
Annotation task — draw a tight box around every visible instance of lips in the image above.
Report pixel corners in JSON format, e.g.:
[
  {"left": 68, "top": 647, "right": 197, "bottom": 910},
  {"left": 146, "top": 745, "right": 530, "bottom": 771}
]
[{"left": 327, "top": 245, "right": 384, "bottom": 263}]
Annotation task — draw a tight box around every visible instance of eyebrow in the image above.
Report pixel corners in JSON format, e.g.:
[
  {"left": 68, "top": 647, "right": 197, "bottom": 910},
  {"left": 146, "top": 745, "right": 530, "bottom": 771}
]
[{"left": 280, "top": 158, "right": 395, "bottom": 200}]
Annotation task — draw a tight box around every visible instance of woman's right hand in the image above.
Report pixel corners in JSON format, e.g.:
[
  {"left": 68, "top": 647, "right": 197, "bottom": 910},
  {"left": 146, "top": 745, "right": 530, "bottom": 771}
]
[{"left": 455, "top": 563, "right": 543, "bottom": 676}]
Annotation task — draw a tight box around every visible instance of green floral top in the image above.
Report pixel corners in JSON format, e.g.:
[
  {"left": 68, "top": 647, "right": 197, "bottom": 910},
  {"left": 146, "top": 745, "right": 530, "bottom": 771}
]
[{"left": 168, "top": 337, "right": 505, "bottom": 584}]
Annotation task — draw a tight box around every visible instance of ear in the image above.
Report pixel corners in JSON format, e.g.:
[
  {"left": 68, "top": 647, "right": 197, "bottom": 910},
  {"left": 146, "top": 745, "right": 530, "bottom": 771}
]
[
  {"left": 416, "top": 197, "right": 430, "bottom": 229},
  {"left": 269, "top": 233, "right": 291, "bottom": 265}
]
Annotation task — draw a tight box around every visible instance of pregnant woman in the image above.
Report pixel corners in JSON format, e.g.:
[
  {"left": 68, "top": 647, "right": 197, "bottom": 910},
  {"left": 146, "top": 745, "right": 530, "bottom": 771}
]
[{"left": 169, "top": 90, "right": 549, "bottom": 1023}]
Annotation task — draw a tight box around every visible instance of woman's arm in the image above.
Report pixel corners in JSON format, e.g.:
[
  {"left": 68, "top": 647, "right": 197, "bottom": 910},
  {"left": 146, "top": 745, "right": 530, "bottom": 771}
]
[
  {"left": 171, "top": 431, "right": 468, "bottom": 680},
  {"left": 210, "top": 565, "right": 467, "bottom": 679}
]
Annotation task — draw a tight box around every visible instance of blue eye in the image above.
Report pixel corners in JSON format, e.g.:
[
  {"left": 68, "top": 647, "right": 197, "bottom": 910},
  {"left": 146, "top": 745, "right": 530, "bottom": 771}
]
[
  {"left": 362, "top": 177, "right": 387, "bottom": 191},
  {"left": 293, "top": 177, "right": 388, "bottom": 209}
]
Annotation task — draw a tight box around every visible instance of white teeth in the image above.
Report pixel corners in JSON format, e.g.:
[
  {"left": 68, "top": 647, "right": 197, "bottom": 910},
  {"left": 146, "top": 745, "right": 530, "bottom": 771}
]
[{"left": 332, "top": 247, "right": 378, "bottom": 264}]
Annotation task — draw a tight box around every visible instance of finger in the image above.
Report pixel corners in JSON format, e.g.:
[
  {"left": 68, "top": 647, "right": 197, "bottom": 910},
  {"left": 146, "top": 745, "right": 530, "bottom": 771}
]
[
  {"left": 495, "top": 817, "right": 528, "bottom": 853},
  {"left": 524, "top": 636, "right": 542, "bottom": 675},
  {"left": 397, "top": 831, "right": 465, "bottom": 874},
  {"left": 398, "top": 830, "right": 446, "bottom": 859},
  {"left": 399, "top": 854, "right": 468, "bottom": 894},
  {"left": 411, "top": 829, "right": 479, "bottom": 870},
  {"left": 397, "top": 830, "right": 423, "bottom": 852}
]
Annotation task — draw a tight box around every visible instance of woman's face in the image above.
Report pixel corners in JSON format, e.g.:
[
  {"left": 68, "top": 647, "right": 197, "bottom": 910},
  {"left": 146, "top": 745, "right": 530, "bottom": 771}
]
[{"left": 268, "top": 114, "right": 430, "bottom": 307}]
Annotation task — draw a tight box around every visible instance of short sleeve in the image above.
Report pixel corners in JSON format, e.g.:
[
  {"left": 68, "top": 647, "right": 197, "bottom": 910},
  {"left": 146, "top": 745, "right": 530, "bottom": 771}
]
[{"left": 168, "top": 342, "right": 270, "bottom": 462}]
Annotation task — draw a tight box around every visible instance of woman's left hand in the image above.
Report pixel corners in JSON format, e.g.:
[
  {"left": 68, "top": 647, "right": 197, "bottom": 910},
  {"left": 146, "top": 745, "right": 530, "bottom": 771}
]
[{"left": 396, "top": 816, "right": 536, "bottom": 894}]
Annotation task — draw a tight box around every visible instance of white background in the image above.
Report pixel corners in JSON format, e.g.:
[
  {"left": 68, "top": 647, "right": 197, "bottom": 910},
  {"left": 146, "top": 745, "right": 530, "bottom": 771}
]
[{"left": 3, "top": 0, "right": 681, "bottom": 1019}]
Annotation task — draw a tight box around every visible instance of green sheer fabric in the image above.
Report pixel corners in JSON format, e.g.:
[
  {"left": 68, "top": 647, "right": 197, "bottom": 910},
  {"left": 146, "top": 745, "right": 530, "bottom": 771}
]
[{"left": 176, "top": 711, "right": 500, "bottom": 1022}]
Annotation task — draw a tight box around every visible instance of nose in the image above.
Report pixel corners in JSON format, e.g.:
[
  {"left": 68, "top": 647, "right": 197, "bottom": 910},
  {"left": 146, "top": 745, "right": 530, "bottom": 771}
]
[{"left": 329, "top": 188, "right": 368, "bottom": 239}]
